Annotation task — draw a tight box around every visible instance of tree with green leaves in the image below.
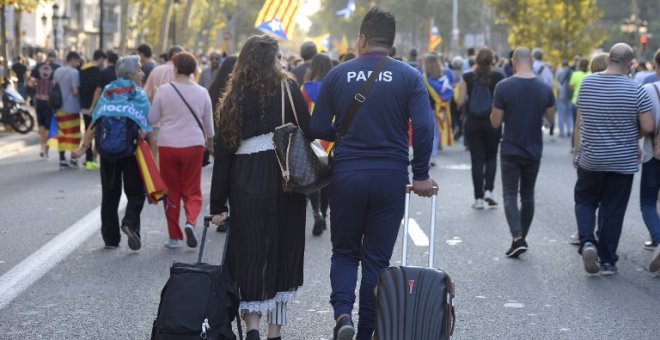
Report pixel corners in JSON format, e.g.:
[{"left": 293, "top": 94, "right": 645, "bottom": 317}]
[{"left": 487, "top": 0, "right": 606, "bottom": 65}]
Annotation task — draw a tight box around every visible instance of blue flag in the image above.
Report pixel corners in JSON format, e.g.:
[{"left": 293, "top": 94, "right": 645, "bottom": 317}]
[
  {"left": 257, "top": 18, "right": 289, "bottom": 41},
  {"left": 336, "top": 0, "right": 356, "bottom": 19}
]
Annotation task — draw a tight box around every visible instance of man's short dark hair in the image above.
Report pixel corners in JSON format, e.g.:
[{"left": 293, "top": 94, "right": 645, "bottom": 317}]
[
  {"left": 359, "top": 7, "right": 396, "bottom": 48},
  {"left": 300, "top": 41, "right": 317, "bottom": 61},
  {"left": 66, "top": 51, "right": 81, "bottom": 62},
  {"left": 107, "top": 51, "right": 119, "bottom": 65},
  {"left": 409, "top": 49, "right": 418, "bottom": 60},
  {"left": 92, "top": 49, "right": 107, "bottom": 61},
  {"left": 137, "top": 43, "right": 153, "bottom": 58},
  {"left": 168, "top": 45, "right": 185, "bottom": 61}
]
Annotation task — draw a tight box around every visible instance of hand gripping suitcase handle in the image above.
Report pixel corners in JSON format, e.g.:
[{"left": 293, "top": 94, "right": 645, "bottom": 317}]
[{"left": 402, "top": 185, "right": 438, "bottom": 268}]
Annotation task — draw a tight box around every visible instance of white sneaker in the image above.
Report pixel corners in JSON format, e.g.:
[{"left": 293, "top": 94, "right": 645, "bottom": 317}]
[
  {"left": 484, "top": 191, "right": 498, "bottom": 207},
  {"left": 164, "top": 239, "right": 181, "bottom": 249},
  {"left": 471, "top": 199, "right": 485, "bottom": 209}
]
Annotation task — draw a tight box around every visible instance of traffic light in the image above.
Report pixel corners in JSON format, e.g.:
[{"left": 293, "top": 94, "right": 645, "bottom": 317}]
[{"left": 640, "top": 35, "right": 648, "bottom": 52}]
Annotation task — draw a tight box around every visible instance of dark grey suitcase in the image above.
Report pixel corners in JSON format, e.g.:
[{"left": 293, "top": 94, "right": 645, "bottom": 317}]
[{"left": 373, "top": 186, "right": 455, "bottom": 340}]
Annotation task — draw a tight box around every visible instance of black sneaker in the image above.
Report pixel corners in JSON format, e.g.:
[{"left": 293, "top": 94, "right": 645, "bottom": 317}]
[
  {"left": 184, "top": 223, "right": 198, "bottom": 248},
  {"left": 245, "top": 330, "right": 260, "bottom": 340},
  {"left": 59, "top": 160, "right": 70, "bottom": 170},
  {"left": 69, "top": 158, "right": 78, "bottom": 169},
  {"left": 121, "top": 226, "right": 141, "bottom": 251},
  {"left": 312, "top": 213, "right": 326, "bottom": 236},
  {"left": 600, "top": 263, "right": 618, "bottom": 276},
  {"left": 333, "top": 315, "right": 355, "bottom": 340},
  {"left": 104, "top": 244, "right": 119, "bottom": 249},
  {"left": 582, "top": 242, "right": 600, "bottom": 274},
  {"left": 650, "top": 245, "right": 660, "bottom": 273},
  {"left": 644, "top": 240, "right": 658, "bottom": 251},
  {"left": 505, "top": 239, "right": 528, "bottom": 258}
]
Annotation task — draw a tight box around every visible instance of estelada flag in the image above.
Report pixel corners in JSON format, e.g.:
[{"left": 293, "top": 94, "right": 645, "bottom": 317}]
[
  {"left": 135, "top": 137, "right": 167, "bottom": 204},
  {"left": 255, "top": 0, "right": 300, "bottom": 40}
]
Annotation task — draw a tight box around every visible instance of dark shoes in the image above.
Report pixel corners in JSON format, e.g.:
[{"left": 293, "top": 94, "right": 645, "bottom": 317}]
[
  {"left": 650, "top": 245, "right": 660, "bottom": 273},
  {"left": 505, "top": 239, "right": 528, "bottom": 258},
  {"left": 246, "top": 330, "right": 260, "bottom": 340},
  {"left": 184, "top": 223, "right": 198, "bottom": 248},
  {"left": 121, "top": 226, "right": 141, "bottom": 251},
  {"left": 600, "top": 263, "right": 618, "bottom": 276},
  {"left": 582, "top": 242, "right": 600, "bottom": 274},
  {"left": 333, "top": 314, "right": 355, "bottom": 340},
  {"left": 644, "top": 240, "right": 658, "bottom": 251},
  {"left": 312, "top": 212, "right": 327, "bottom": 236}
]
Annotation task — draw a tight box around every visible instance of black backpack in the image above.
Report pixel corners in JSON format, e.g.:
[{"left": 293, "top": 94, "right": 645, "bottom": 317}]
[
  {"left": 151, "top": 217, "right": 242, "bottom": 340},
  {"left": 468, "top": 80, "right": 492, "bottom": 119},
  {"left": 48, "top": 83, "right": 63, "bottom": 110},
  {"left": 94, "top": 116, "right": 139, "bottom": 161}
]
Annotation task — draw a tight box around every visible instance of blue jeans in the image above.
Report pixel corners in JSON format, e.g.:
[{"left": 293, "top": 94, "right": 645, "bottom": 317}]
[
  {"left": 556, "top": 99, "right": 573, "bottom": 137},
  {"left": 641, "top": 159, "right": 660, "bottom": 242},
  {"left": 329, "top": 169, "right": 408, "bottom": 340},
  {"left": 574, "top": 168, "right": 634, "bottom": 264},
  {"left": 501, "top": 155, "right": 541, "bottom": 239}
]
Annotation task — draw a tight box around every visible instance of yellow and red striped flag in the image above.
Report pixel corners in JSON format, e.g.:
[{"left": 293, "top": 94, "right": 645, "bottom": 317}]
[
  {"left": 135, "top": 137, "right": 167, "bottom": 204},
  {"left": 255, "top": 0, "right": 300, "bottom": 41},
  {"left": 429, "top": 19, "right": 442, "bottom": 51}
]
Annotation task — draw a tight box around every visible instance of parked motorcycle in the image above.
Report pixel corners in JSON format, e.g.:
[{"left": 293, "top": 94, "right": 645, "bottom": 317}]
[{"left": 1, "top": 78, "right": 35, "bottom": 134}]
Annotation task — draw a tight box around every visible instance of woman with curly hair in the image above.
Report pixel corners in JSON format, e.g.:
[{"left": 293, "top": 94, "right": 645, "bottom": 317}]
[
  {"left": 209, "top": 35, "right": 311, "bottom": 340},
  {"left": 457, "top": 48, "right": 505, "bottom": 209}
]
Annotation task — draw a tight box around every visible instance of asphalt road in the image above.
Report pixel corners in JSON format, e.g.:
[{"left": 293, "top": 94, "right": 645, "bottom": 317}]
[{"left": 0, "top": 136, "right": 658, "bottom": 340}]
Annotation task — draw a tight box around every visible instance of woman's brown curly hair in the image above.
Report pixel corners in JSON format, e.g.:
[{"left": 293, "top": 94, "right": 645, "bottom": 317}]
[{"left": 215, "top": 35, "right": 290, "bottom": 151}]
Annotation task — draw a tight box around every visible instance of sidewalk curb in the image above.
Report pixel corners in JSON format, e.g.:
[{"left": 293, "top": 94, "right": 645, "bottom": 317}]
[{"left": 0, "top": 134, "right": 41, "bottom": 159}]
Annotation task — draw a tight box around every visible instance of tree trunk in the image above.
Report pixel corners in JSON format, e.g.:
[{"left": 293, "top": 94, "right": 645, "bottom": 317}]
[
  {"left": 136, "top": 1, "right": 149, "bottom": 45},
  {"left": 158, "top": 0, "right": 174, "bottom": 54},
  {"left": 13, "top": 9, "right": 21, "bottom": 58},
  {"left": 178, "top": 0, "right": 194, "bottom": 50},
  {"left": 118, "top": 0, "right": 130, "bottom": 55},
  {"left": 1, "top": 5, "right": 8, "bottom": 73}
]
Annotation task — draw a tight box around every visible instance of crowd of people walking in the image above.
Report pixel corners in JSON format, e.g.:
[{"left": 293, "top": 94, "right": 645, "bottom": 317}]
[{"left": 4, "top": 5, "right": 659, "bottom": 340}]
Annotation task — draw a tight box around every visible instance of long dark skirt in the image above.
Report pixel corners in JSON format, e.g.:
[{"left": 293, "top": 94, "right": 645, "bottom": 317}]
[{"left": 227, "top": 149, "right": 306, "bottom": 313}]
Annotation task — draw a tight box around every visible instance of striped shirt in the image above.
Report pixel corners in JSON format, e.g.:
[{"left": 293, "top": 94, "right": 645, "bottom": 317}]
[{"left": 576, "top": 73, "right": 653, "bottom": 174}]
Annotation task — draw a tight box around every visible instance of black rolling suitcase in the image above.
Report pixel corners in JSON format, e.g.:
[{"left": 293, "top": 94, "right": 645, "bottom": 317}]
[
  {"left": 151, "top": 216, "right": 242, "bottom": 340},
  {"left": 373, "top": 186, "right": 455, "bottom": 340}
]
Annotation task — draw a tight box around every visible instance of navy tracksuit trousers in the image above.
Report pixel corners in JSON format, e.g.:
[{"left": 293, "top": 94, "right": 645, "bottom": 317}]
[{"left": 329, "top": 168, "right": 408, "bottom": 340}]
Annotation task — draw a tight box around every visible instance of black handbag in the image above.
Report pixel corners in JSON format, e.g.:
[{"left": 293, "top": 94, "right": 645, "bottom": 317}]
[
  {"left": 170, "top": 82, "right": 212, "bottom": 167},
  {"left": 273, "top": 80, "right": 330, "bottom": 194}
]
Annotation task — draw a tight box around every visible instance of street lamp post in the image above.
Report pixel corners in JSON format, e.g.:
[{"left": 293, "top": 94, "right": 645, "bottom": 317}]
[{"left": 51, "top": 4, "right": 69, "bottom": 54}]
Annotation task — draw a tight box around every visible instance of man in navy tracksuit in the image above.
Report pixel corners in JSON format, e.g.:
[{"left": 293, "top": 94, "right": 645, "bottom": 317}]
[{"left": 309, "top": 7, "right": 436, "bottom": 340}]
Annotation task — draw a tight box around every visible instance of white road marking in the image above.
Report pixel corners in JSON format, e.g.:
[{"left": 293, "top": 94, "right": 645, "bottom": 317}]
[
  {"left": 0, "top": 197, "right": 127, "bottom": 309},
  {"left": 406, "top": 218, "right": 430, "bottom": 247},
  {"left": 504, "top": 302, "right": 525, "bottom": 308}
]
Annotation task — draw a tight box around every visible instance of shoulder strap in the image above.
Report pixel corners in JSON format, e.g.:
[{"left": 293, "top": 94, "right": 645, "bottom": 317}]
[
  {"left": 652, "top": 83, "right": 660, "bottom": 103},
  {"left": 335, "top": 57, "right": 393, "bottom": 146},
  {"left": 170, "top": 82, "right": 204, "bottom": 134}
]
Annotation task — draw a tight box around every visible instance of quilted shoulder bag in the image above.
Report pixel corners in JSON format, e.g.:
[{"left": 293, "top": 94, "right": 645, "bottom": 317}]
[{"left": 272, "top": 80, "right": 330, "bottom": 194}]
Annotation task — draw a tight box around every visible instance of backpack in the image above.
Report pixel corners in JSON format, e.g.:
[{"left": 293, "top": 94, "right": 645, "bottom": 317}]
[
  {"left": 48, "top": 83, "right": 62, "bottom": 110},
  {"left": 651, "top": 84, "right": 660, "bottom": 160},
  {"left": 468, "top": 80, "right": 492, "bottom": 118},
  {"left": 94, "top": 116, "right": 139, "bottom": 161}
]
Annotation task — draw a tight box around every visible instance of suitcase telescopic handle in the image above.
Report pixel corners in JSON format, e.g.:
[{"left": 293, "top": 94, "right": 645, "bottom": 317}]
[
  {"left": 402, "top": 184, "right": 438, "bottom": 268},
  {"left": 196, "top": 216, "right": 213, "bottom": 264}
]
